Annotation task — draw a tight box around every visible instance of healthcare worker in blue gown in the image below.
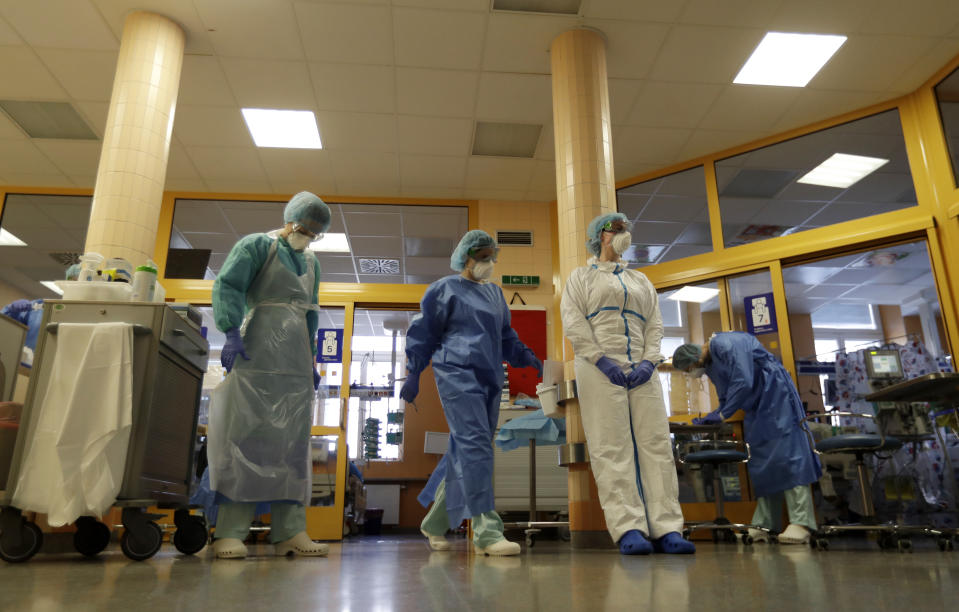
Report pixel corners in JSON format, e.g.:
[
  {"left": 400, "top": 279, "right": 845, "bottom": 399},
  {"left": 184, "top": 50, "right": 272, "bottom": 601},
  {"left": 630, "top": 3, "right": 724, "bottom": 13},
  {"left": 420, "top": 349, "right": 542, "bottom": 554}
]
[
  {"left": 400, "top": 230, "right": 542, "bottom": 556},
  {"left": 672, "top": 332, "right": 822, "bottom": 544},
  {"left": 207, "top": 191, "right": 330, "bottom": 560},
  {"left": 1, "top": 265, "right": 80, "bottom": 367},
  {"left": 561, "top": 212, "right": 693, "bottom": 556}
]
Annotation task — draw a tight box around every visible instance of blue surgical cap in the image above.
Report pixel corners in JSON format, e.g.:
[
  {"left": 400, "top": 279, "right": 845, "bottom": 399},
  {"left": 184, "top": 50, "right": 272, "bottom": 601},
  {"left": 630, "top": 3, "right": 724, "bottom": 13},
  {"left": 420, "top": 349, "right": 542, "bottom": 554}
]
[
  {"left": 65, "top": 263, "right": 81, "bottom": 280},
  {"left": 586, "top": 212, "right": 631, "bottom": 256},
  {"left": 451, "top": 230, "right": 498, "bottom": 272},
  {"left": 284, "top": 191, "right": 331, "bottom": 235},
  {"left": 672, "top": 344, "right": 703, "bottom": 371}
]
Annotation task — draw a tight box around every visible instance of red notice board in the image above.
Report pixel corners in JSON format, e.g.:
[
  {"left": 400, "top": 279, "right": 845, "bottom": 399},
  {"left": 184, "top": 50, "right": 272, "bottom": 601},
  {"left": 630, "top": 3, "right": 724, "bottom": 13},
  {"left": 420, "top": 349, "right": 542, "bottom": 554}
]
[{"left": 506, "top": 307, "right": 547, "bottom": 398}]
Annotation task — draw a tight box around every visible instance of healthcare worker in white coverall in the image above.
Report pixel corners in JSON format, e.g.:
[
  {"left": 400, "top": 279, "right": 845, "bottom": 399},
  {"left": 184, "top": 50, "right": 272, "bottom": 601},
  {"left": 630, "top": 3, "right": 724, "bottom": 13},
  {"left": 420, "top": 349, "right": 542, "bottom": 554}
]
[{"left": 560, "top": 212, "right": 694, "bottom": 555}]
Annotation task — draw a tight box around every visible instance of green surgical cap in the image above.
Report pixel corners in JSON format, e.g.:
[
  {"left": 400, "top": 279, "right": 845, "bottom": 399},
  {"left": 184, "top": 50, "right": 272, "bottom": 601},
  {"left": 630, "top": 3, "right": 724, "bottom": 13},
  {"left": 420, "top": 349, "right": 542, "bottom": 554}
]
[
  {"left": 283, "top": 191, "right": 331, "bottom": 234},
  {"left": 450, "top": 230, "right": 498, "bottom": 272},
  {"left": 672, "top": 343, "right": 703, "bottom": 371},
  {"left": 585, "top": 212, "right": 630, "bottom": 256}
]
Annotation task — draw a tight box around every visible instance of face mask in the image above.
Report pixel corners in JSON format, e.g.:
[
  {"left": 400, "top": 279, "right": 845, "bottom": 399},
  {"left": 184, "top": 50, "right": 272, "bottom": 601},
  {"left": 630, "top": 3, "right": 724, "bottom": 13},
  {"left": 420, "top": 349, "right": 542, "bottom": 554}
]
[
  {"left": 688, "top": 367, "right": 706, "bottom": 379},
  {"left": 286, "top": 232, "right": 312, "bottom": 251},
  {"left": 611, "top": 231, "right": 632, "bottom": 255},
  {"left": 471, "top": 260, "right": 494, "bottom": 281}
]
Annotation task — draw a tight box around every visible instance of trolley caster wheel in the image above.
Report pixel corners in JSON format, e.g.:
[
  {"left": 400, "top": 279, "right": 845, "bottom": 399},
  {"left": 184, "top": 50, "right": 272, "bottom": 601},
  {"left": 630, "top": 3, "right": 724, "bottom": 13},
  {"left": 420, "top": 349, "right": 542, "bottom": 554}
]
[
  {"left": 0, "top": 520, "right": 43, "bottom": 563},
  {"left": 74, "top": 517, "right": 111, "bottom": 557},
  {"left": 682, "top": 529, "right": 691, "bottom": 540},
  {"left": 740, "top": 533, "right": 753, "bottom": 546},
  {"left": 121, "top": 522, "right": 163, "bottom": 561},
  {"left": 814, "top": 538, "right": 829, "bottom": 551},
  {"left": 558, "top": 525, "right": 571, "bottom": 542},
  {"left": 938, "top": 538, "right": 955, "bottom": 552},
  {"left": 722, "top": 529, "right": 738, "bottom": 544},
  {"left": 173, "top": 517, "right": 208, "bottom": 555},
  {"left": 878, "top": 534, "right": 894, "bottom": 550},
  {"left": 897, "top": 539, "right": 912, "bottom": 553},
  {"left": 526, "top": 535, "right": 535, "bottom": 548}
]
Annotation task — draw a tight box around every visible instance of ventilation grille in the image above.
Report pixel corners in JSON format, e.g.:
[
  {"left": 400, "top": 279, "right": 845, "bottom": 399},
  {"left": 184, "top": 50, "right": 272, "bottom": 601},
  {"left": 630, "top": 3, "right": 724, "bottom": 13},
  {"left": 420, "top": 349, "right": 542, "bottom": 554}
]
[
  {"left": 492, "top": 0, "right": 582, "bottom": 15},
  {"left": 496, "top": 231, "right": 533, "bottom": 246},
  {"left": 48, "top": 251, "right": 81, "bottom": 266},
  {"left": 358, "top": 258, "right": 400, "bottom": 275}
]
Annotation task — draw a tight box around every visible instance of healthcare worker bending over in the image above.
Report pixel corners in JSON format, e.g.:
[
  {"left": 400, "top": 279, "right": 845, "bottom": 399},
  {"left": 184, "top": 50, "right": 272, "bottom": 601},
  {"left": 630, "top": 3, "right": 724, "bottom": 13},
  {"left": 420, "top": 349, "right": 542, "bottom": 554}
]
[
  {"left": 1, "top": 264, "right": 80, "bottom": 367},
  {"left": 560, "top": 213, "right": 693, "bottom": 555},
  {"left": 672, "top": 332, "right": 822, "bottom": 544},
  {"left": 401, "top": 230, "right": 542, "bottom": 556},
  {"left": 208, "top": 191, "right": 330, "bottom": 559}
]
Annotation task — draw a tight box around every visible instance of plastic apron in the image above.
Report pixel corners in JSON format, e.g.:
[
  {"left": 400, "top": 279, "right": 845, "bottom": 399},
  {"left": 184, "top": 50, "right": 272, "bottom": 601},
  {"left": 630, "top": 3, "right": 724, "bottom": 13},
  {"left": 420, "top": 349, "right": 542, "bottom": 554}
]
[{"left": 208, "top": 240, "right": 316, "bottom": 505}]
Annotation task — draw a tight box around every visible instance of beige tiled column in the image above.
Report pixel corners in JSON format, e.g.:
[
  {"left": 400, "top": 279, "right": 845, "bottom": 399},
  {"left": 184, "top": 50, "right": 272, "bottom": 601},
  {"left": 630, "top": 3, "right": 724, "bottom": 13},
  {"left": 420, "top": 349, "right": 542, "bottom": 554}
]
[
  {"left": 84, "top": 11, "right": 184, "bottom": 267},
  {"left": 550, "top": 27, "right": 616, "bottom": 548}
]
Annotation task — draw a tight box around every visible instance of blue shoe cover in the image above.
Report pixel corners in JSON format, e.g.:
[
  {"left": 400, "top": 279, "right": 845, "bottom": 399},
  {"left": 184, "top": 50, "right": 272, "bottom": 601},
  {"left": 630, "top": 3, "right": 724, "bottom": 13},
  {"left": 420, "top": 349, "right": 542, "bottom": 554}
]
[
  {"left": 618, "top": 530, "right": 653, "bottom": 555},
  {"left": 653, "top": 531, "right": 696, "bottom": 554}
]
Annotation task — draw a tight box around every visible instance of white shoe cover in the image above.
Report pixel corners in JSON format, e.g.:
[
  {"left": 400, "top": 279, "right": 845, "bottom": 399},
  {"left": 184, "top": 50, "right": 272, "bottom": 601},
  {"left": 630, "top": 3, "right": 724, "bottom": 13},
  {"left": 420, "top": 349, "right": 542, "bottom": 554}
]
[
  {"left": 475, "top": 539, "right": 521, "bottom": 556},
  {"left": 421, "top": 529, "right": 451, "bottom": 551},
  {"left": 778, "top": 524, "right": 812, "bottom": 544},
  {"left": 274, "top": 531, "right": 329, "bottom": 557},
  {"left": 748, "top": 528, "right": 770, "bottom": 543},
  {"left": 213, "top": 538, "right": 248, "bottom": 559}
]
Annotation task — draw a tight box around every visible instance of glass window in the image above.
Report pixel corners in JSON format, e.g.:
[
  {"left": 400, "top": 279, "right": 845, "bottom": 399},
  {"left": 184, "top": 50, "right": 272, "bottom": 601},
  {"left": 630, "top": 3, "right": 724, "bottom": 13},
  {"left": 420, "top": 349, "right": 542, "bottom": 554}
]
[
  {"left": 167, "top": 199, "right": 468, "bottom": 284},
  {"left": 0, "top": 193, "right": 92, "bottom": 297},
  {"left": 934, "top": 66, "right": 959, "bottom": 188},
  {"left": 715, "top": 110, "right": 917, "bottom": 248},
  {"left": 616, "top": 166, "right": 712, "bottom": 267},
  {"left": 728, "top": 269, "right": 783, "bottom": 362},
  {"left": 310, "top": 434, "right": 338, "bottom": 507}
]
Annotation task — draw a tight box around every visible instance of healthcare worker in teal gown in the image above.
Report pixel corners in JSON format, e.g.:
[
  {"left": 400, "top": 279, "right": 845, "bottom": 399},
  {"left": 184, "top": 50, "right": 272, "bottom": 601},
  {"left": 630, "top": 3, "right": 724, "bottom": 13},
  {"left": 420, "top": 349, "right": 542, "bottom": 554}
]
[
  {"left": 401, "top": 230, "right": 542, "bottom": 556},
  {"left": 208, "top": 191, "right": 330, "bottom": 559}
]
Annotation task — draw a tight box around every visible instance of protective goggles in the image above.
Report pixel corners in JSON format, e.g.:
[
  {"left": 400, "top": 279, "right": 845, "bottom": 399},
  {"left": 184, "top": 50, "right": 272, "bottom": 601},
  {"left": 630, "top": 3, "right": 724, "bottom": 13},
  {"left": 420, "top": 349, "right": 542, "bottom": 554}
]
[
  {"left": 468, "top": 246, "right": 500, "bottom": 263},
  {"left": 601, "top": 220, "right": 628, "bottom": 234},
  {"left": 292, "top": 223, "right": 319, "bottom": 239}
]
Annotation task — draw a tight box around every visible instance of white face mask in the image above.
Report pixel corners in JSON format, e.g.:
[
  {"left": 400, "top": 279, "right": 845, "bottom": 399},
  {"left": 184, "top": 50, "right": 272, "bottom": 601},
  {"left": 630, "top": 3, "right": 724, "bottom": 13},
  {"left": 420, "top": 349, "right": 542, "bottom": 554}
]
[
  {"left": 470, "top": 260, "right": 494, "bottom": 281},
  {"left": 688, "top": 367, "right": 706, "bottom": 379},
  {"left": 286, "top": 232, "right": 312, "bottom": 251},
  {"left": 611, "top": 231, "right": 632, "bottom": 255}
]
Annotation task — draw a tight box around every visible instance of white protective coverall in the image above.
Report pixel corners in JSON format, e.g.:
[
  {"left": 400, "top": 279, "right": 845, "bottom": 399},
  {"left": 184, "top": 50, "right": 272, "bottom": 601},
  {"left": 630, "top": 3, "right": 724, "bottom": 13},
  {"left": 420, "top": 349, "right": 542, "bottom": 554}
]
[{"left": 560, "top": 257, "right": 684, "bottom": 543}]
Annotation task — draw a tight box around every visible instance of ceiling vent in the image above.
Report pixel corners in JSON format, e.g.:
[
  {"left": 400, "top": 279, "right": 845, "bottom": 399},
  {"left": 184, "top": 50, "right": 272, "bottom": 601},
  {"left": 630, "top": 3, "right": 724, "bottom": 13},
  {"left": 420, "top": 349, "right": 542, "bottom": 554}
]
[
  {"left": 492, "top": 0, "right": 582, "bottom": 15},
  {"left": 472, "top": 122, "right": 542, "bottom": 158},
  {"left": 48, "top": 251, "right": 81, "bottom": 266},
  {"left": 359, "top": 258, "right": 400, "bottom": 275},
  {"left": 0, "top": 101, "right": 97, "bottom": 140},
  {"left": 720, "top": 169, "right": 798, "bottom": 199},
  {"left": 496, "top": 230, "right": 533, "bottom": 246}
]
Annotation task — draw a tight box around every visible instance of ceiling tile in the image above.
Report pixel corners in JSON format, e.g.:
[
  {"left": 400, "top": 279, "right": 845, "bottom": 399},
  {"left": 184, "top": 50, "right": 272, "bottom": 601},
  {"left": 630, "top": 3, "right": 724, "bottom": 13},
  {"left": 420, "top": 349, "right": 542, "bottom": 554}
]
[
  {"left": 74, "top": 101, "right": 110, "bottom": 137},
  {"left": 608, "top": 79, "right": 643, "bottom": 125},
  {"left": 632, "top": 221, "right": 686, "bottom": 243},
  {"left": 220, "top": 59, "right": 315, "bottom": 108},
  {"left": 171, "top": 200, "right": 227, "bottom": 233},
  {"left": 173, "top": 106, "right": 252, "bottom": 147},
  {"left": 32, "top": 140, "right": 101, "bottom": 176},
  {"left": 34, "top": 48, "right": 116, "bottom": 101},
  {"left": 217, "top": 201, "right": 285, "bottom": 235},
  {"left": 750, "top": 200, "right": 826, "bottom": 226},
  {"left": 93, "top": 0, "right": 216, "bottom": 55},
  {"left": 203, "top": 179, "right": 274, "bottom": 194},
  {"left": 315, "top": 256, "right": 355, "bottom": 275},
  {"left": 322, "top": 272, "right": 359, "bottom": 283},
  {"left": 466, "top": 157, "right": 534, "bottom": 190},
  {"left": 394, "top": 0, "right": 487, "bottom": 9},
  {"left": 535, "top": 124, "right": 555, "bottom": 160},
  {"left": 270, "top": 179, "right": 339, "bottom": 196},
  {"left": 625, "top": 81, "right": 724, "bottom": 128},
  {"left": 0, "top": 0, "right": 117, "bottom": 50},
  {"left": 698, "top": 86, "right": 801, "bottom": 132},
  {"left": 185, "top": 146, "right": 267, "bottom": 180},
  {"left": 587, "top": 20, "right": 671, "bottom": 80},
  {"left": 343, "top": 211, "right": 403, "bottom": 236},
  {"left": 475, "top": 73, "right": 552, "bottom": 123},
  {"left": 613, "top": 126, "right": 691, "bottom": 164},
  {"left": 195, "top": 0, "right": 303, "bottom": 59},
  {"left": 0, "top": 172, "right": 73, "bottom": 186},
  {"left": 357, "top": 274, "right": 405, "bottom": 285},
  {"left": 0, "top": 46, "right": 68, "bottom": 99},
  {"left": 0, "top": 10, "right": 20, "bottom": 44},
  {"left": 769, "top": 0, "right": 870, "bottom": 33},
  {"left": 394, "top": 7, "right": 486, "bottom": 70},
  {"left": 466, "top": 188, "right": 528, "bottom": 201},
  {"left": 397, "top": 116, "right": 472, "bottom": 156},
  {"left": 0, "top": 111, "right": 26, "bottom": 139},
  {"left": 397, "top": 68, "right": 479, "bottom": 117},
  {"left": 811, "top": 35, "right": 938, "bottom": 92},
  {"left": 180, "top": 232, "right": 237, "bottom": 254},
  {"left": 310, "top": 63, "right": 395, "bottom": 114},
  {"left": 402, "top": 211, "right": 466, "bottom": 237},
  {"left": 295, "top": 1, "right": 393, "bottom": 65},
  {"left": 164, "top": 178, "right": 208, "bottom": 192},
  {"left": 350, "top": 235, "right": 404, "bottom": 257},
  {"left": 527, "top": 160, "right": 558, "bottom": 193},
  {"left": 404, "top": 256, "right": 451, "bottom": 275},
  {"left": 400, "top": 155, "right": 466, "bottom": 188},
  {"left": 639, "top": 196, "right": 706, "bottom": 223},
  {"left": 679, "top": 0, "right": 781, "bottom": 28},
  {"left": 400, "top": 187, "right": 465, "bottom": 199},
  {"left": 678, "top": 129, "right": 762, "bottom": 162},
  {"left": 178, "top": 56, "right": 236, "bottom": 106},
  {"left": 858, "top": 0, "right": 959, "bottom": 37},
  {"left": 482, "top": 12, "right": 577, "bottom": 74},
  {"left": 0, "top": 140, "right": 64, "bottom": 174},
  {"left": 584, "top": 0, "right": 687, "bottom": 22},
  {"left": 317, "top": 112, "right": 397, "bottom": 153},
  {"left": 890, "top": 38, "right": 959, "bottom": 93},
  {"left": 648, "top": 25, "right": 766, "bottom": 84},
  {"left": 166, "top": 142, "right": 200, "bottom": 179},
  {"left": 772, "top": 89, "right": 883, "bottom": 133},
  {"left": 806, "top": 201, "right": 902, "bottom": 226},
  {"left": 328, "top": 150, "right": 398, "bottom": 184},
  {"left": 257, "top": 148, "right": 331, "bottom": 183}
]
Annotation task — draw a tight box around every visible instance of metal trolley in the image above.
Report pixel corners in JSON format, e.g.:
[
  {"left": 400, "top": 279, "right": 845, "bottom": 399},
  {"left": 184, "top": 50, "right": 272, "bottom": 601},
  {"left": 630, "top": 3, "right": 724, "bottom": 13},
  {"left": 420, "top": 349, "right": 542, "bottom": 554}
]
[{"left": 0, "top": 301, "right": 210, "bottom": 562}]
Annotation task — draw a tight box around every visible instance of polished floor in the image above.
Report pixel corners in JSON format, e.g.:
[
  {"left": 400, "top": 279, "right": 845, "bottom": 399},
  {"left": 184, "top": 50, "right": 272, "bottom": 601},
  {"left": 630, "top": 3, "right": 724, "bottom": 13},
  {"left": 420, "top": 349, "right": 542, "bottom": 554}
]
[{"left": 1, "top": 534, "right": 957, "bottom": 611}]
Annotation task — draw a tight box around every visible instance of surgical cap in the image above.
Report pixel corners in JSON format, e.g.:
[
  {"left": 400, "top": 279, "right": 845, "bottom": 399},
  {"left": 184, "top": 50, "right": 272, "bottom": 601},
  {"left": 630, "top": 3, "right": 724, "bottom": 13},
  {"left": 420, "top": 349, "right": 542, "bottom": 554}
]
[
  {"left": 283, "top": 191, "right": 331, "bottom": 235},
  {"left": 586, "top": 212, "right": 631, "bottom": 256},
  {"left": 672, "top": 343, "right": 703, "bottom": 371},
  {"left": 65, "top": 263, "right": 81, "bottom": 280},
  {"left": 450, "top": 230, "right": 498, "bottom": 272}
]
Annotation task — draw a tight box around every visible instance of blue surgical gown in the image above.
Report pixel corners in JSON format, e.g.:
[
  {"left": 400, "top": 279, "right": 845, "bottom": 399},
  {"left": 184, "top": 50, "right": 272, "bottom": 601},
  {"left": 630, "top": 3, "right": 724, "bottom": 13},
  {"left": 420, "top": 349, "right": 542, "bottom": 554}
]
[
  {"left": 410, "top": 275, "right": 532, "bottom": 525},
  {"left": 706, "top": 332, "right": 822, "bottom": 497}
]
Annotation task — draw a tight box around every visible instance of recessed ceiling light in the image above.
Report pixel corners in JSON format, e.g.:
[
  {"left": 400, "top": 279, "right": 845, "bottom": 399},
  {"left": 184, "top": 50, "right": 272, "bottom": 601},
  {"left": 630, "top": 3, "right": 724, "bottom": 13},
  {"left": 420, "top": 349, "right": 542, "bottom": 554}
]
[
  {"left": 241, "top": 108, "right": 322, "bottom": 149},
  {"left": 40, "top": 281, "right": 63, "bottom": 295},
  {"left": 0, "top": 228, "right": 27, "bottom": 246},
  {"left": 667, "top": 286, "right": 720, "bottom": 303},
  {"left": 734, "top": 32, "right": 846, "bottom": 87},
  {"left": 797, "top": 153, "right": 889, "bottom": 188},
  {"left": 309, "top": 233, "right": 350, "bottom": 253}
]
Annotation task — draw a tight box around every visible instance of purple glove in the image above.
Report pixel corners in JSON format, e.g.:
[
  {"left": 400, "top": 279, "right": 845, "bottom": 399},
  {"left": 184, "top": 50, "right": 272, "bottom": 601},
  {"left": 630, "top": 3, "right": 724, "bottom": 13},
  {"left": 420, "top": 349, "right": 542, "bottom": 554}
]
[
  {"left": 692, "top": 410, "right": 723, "bottom": 425},
  {"left": 518, "top": 349, "right": 543, "bottom": 378},
  {"left": 5, "top": 299, "right": 32, "bottom": 315},
  {"left": 596, "top": 356, "right": 627, "bottom": 387},
  {"left": 221, "top": 328, "right": 250, "bottom": 373},
  {"left": 627, "top": 360, "right": 656, "bottom": 389},
  {"left": 313, "top": 366, "right": 321, "bottom": 391},
  {"left": 400, "top": 373, "right": 420, "bottom": 403}
]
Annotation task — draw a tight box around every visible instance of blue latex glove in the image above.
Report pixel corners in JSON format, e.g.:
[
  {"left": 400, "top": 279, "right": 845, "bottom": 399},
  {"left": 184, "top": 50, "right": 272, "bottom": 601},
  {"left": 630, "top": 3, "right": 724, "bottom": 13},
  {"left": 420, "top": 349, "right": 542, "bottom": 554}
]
[
  {"left": 400, "top": 373, "right": 420, "bottom": 403},
  {"left": 692, "top": 410, "right": 723, "bottom": 425},
  {"left": 313, "top": 366, "right": 320, "bottom": 391},
  {"left": 221, "top": 328, "right": 249, "bottom": 373},
  {"left": 596, "top": 356, "right": 627, "bottom": 387},
  {"left": 627, "top": 360, "right": 656, "bottom": 389},
  {"left": 4, "top": 299, "right": 32, "bottom": 315}
]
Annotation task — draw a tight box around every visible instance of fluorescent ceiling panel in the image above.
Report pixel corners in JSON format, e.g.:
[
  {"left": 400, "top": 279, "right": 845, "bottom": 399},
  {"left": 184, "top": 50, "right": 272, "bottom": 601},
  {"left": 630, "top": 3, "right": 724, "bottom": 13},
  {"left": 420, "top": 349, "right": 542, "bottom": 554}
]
[
  {"left": 40, "top": 281, "right": 63, "bottom": 295},
  {"left": 492, "top": 0, "right": 581, "bottom": 15},
  {"left": 797, "top": 153, "right": 889, "bottom": 189},
  {"left": 0, "top": 228, "right": 27, "bottom": 246},
  {"left": 734, "top": 32, "right": 847, "bottom": 87},
  {"left": 309, "top": 233, "right": 350, "bottom": 252},
  {"left": 667, "top": 285, "right": 720, "bottom": 303},
  {"left": 472, "top": 121, "right": 542, "bottom": 158},
  {"left": 0, "top": 100, "right": 97, "bottom": 139},
  {"left": 241, "top": 108, "right": 322, "bottom": 149}
]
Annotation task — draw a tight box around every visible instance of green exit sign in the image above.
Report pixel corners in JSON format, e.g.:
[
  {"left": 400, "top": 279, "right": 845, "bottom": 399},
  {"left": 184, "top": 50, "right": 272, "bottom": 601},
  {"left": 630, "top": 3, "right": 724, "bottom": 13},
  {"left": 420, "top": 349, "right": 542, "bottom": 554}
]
[{"left": 501, "top": 275, "right": 540, "bottom": 287}]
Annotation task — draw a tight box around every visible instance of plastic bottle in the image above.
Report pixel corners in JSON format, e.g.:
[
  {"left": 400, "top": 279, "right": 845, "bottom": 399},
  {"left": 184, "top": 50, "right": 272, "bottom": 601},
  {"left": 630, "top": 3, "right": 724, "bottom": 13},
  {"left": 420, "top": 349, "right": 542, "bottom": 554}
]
[
  {"left": 131, "top": 260, "right": 158, "bottom": 302},
  {"left": 78, "top": 252, "right": 104, "bottom": 282}
]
